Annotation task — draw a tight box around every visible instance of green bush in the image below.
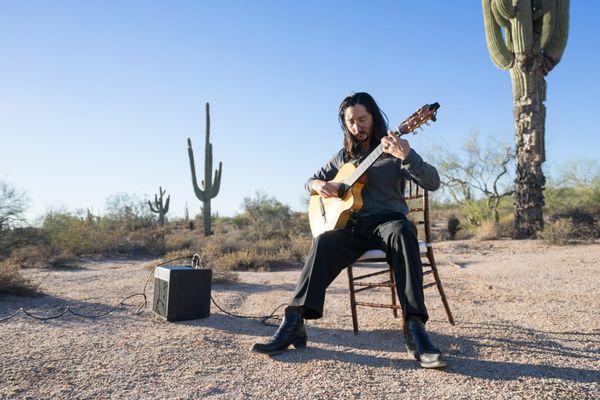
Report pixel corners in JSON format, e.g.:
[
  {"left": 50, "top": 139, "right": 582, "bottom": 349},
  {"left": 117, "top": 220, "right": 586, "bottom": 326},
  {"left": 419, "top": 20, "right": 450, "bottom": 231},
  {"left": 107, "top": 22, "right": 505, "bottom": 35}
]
[{"left": 242, "top": 191, "right": 293, "bottom": 240}]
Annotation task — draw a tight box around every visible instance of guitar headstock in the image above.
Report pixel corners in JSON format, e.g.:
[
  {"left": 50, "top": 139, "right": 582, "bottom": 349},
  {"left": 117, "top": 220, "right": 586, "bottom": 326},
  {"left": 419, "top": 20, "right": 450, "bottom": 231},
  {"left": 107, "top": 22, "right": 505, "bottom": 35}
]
[{"left": 395, "top": 102, "right": 440, "bottom": 136}]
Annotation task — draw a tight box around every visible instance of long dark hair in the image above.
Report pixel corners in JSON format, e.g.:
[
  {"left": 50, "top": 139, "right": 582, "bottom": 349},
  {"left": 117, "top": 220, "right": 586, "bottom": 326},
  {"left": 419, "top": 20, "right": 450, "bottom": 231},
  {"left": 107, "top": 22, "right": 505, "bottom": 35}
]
[{"left": 338, "top": 92, "right": 389, "bottom": 161}]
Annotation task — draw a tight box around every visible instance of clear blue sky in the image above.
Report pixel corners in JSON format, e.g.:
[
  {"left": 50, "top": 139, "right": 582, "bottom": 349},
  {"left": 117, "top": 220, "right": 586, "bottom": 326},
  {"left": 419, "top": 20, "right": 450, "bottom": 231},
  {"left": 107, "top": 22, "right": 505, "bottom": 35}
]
[{"left": 1, "top": 1, "right": 598, "bottom": 222}]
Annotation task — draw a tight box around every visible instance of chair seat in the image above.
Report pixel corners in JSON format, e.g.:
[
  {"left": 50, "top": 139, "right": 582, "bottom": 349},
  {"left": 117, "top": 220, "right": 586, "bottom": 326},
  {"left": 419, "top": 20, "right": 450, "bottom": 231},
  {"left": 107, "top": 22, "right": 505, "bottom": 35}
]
[
  {"left": 347, "top": 186, "right": 455, "bottom": 334},
  {"left": 356, "top": 241, "right": 430, "bottom": 262}
]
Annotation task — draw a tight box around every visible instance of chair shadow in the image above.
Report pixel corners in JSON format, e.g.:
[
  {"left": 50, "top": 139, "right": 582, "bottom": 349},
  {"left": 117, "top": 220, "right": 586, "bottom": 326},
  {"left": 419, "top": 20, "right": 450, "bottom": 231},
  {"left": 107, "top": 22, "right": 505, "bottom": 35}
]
[{"left": 181, "top": 313, "right": 600, "bottom": 383}]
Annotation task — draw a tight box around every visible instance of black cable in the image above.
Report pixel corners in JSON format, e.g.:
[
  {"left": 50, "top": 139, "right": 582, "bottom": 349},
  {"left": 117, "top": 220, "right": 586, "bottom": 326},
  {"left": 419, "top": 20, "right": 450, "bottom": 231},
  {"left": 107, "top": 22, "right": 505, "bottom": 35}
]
[
  {"left": 210, "top": 293, "right": 287, "bottom": 327},
  {"left": 0, "top": 255, "right": 192, "bottom": 323},
  {"left": 0, "top": 254, "right": 288, "bottom": 327},
  {"left": 191, "top": 253, "right": 288, "bottom": 327}
]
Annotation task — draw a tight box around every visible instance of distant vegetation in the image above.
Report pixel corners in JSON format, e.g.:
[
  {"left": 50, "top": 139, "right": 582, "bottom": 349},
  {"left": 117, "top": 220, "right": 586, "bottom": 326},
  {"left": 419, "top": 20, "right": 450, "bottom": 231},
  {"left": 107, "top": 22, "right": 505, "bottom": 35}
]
[
  {"left": 1, "top": 158, "right": 599, "bottom": 295},
  {"left": 431, "top": 158, "right": 600, "bottom": 243},
  {"left": 0, "top": 187, "right": 312, "bottom": 295}
]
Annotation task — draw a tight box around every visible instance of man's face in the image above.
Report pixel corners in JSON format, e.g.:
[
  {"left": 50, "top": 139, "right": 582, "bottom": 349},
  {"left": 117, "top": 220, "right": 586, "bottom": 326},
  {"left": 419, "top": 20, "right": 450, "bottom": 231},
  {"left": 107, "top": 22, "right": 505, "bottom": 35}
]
[{"left": 344, "top": 104, "right": 373, "bottom": 144}]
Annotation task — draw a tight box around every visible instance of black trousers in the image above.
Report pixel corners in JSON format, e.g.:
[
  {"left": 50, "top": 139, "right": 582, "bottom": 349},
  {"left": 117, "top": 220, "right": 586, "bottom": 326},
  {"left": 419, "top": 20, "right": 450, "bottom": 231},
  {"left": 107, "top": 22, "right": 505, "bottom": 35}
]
[{"left": 289, "top": 213, "right": 429, "bottom": 323}]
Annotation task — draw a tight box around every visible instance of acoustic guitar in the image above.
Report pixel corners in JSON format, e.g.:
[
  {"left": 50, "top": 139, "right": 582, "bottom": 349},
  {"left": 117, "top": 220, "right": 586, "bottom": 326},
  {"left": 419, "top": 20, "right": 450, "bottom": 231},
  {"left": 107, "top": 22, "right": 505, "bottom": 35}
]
[{"left": 307, "top": 103, "right": 440, "bottom": 238}]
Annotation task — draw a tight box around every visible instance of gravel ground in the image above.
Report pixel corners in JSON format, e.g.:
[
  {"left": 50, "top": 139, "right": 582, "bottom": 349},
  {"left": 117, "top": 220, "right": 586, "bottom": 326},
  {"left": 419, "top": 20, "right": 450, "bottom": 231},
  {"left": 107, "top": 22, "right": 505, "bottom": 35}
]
[{"left": 1, "top": 240, "right": 599, "bottom": 399}]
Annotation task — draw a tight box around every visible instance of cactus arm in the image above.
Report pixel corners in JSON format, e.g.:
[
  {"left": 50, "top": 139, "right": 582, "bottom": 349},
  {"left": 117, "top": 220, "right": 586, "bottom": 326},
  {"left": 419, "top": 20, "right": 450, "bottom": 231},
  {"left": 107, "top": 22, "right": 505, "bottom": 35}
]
[
  {"left": 148, "top": 200, "right": 158, "bottom": 213},
  {"left": 187, "top": 138, "right": 208, "bottom": 201},
  {"left": 211, "top": 162, "right": 222, "bottom": 198},
  {"left": 483, "top": 0, "right": 515, "bottom": 70},
  {"left": 493, "top": 0, "right": 516, "bottom": 19},
  {"left": 164, "top": 195, "right": 170, "bottom": 212},
  {"left": 205, "top": 142, "right": 213, "bottom": 192},
  {"left": 491, "top": 0, "right": 510, "bottom": 27},
  {"left": 510, "top": 0, "right": 534, "bottom": 62},
  {"left": 541, "top": 0, "right": 569, "bottom": 71}
]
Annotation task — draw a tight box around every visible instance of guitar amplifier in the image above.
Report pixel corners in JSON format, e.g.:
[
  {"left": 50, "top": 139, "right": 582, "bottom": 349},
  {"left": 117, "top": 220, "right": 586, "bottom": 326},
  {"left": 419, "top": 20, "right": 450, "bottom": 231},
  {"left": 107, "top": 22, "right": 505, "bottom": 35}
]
[{"left": 152, "top": 265, "right": 212, "bottom": 321}]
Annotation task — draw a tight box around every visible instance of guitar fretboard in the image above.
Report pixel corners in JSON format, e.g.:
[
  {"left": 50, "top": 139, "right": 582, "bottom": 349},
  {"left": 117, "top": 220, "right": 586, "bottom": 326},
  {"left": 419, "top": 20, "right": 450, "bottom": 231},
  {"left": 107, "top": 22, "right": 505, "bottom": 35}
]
[{"left": 342, "top": 140, "right": 389, "bottom": 187}]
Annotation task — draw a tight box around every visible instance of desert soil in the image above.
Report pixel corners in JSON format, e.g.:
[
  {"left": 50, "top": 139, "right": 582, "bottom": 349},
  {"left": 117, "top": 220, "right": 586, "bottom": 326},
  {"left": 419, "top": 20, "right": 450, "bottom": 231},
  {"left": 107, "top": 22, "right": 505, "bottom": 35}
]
[{"left": 1, "top": 239, "right": 599, "bottom": 399}]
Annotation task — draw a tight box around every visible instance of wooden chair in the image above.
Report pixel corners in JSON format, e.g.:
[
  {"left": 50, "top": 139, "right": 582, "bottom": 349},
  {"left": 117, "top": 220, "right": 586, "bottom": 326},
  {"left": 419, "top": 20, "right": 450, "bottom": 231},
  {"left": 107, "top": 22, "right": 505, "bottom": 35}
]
[{"left": 346, "top": 179, "right": 455, "bottom": 334}]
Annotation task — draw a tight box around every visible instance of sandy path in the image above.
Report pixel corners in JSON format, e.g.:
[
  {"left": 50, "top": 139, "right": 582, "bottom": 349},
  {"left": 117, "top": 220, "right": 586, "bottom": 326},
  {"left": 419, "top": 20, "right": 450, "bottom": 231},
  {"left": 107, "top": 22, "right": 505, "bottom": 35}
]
[{"left": 1, "top": 240, "right": 599, "bottom": 399}]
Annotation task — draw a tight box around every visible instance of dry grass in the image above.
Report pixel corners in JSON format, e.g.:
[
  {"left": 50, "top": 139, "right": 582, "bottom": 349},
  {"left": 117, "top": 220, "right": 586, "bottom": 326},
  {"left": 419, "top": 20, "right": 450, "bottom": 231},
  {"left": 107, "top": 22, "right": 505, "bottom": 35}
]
[
  {"left": 164, "top": 229, "right": 313, "bottom": 272},
  {"left": 540, "top": 218, "right": 575, "bottom": 245},
  {"left": 0, "top": 260, "right": 40, "bottom": 296},
  {"left": 475, "top": 214, "right": 515, "bottom": 240},
  {"left": 7, "top": 245, "right": 79, "bottom": 269}
]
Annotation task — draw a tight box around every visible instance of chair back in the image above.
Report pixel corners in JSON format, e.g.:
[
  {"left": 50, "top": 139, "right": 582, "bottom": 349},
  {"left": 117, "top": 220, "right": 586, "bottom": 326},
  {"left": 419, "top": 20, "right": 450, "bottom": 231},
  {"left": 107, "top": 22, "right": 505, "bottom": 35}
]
[{"left": 403, "top": 178, "right": 433, "bottom": 248}]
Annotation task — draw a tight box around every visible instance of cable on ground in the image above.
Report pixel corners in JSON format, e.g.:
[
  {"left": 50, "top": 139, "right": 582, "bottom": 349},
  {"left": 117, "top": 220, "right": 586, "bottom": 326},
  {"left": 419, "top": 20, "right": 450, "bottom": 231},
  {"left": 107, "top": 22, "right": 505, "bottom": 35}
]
[{"left": 0, "top": 254, "right": 287, "bottom": 327}]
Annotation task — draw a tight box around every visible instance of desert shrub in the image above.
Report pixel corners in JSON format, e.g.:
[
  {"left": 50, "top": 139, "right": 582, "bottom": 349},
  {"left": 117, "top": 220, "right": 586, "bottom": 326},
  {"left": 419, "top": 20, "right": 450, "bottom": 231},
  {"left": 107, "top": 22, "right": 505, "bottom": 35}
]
[
  {"left": 550, "top": 208, "right": 599, "bottom": 240},
  {"left": 164, "top": 230, "right": 195, "bottom": 253},
  {"left": 545, "top": 161, "right": 600, "bottom": 222},
  {"left": 103, "top": 192, "right": 155, "bottom": 231},
  {"left": 289, "top": 212, "right": 311, "bottom": 236},
  {"left": 41, "top": 210, "right": 166, "bottom": 256},
  {"left": 114, "top": 228, "right": 166, "bottom": 256},
  {"left": 544, "top": 166, "right": 600, "bottom": 242},
  {"left": 540, "top": 218, "right": 574, "bottom": 245},
  {"left": 288, "top": 234, "right": 312, "bottom": 262},
  {"left": 462, "top": 200, "right": 494, "bottom": 227},
  {"left": 5, "top": 244, "right": 76, "bottom": 269},
  {"left": 475, "top": 220, "right": 498, "bottom": 240},
  {"left": 0, "top": 180, "right": 30, "bottom": 257},
  {"left": 475, "top": 213, "right": 514, "bottom": 240},
  {"left": 428, "top": 132, "right": 514, "bottom": 225},
  {"left": 42, "top": 211, "right": 99, "bottom": 255},
  {"left": 216, "top": 248, "right": 271, "bottom": 270},
  {"left": 242, "top": 191, "right": 293, "bottom": 240},
  {"left": 0, "top": 260, "right": 39, "bottom": 296},
  {"left": 0, "top": 227, "right": 47, "bottom": 260},
  {"left": 228, "top": 214, "right": 250, "bottom": 229},
  {"left": 496, "top": 213, "right": 515, "bottom": 238}
]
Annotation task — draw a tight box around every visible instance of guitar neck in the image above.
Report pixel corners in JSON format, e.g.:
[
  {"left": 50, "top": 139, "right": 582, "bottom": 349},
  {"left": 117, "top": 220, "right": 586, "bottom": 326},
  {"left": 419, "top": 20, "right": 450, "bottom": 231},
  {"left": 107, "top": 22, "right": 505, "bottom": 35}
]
[{"left": 342, "top": 130, "right": 405, "bottom": 187}]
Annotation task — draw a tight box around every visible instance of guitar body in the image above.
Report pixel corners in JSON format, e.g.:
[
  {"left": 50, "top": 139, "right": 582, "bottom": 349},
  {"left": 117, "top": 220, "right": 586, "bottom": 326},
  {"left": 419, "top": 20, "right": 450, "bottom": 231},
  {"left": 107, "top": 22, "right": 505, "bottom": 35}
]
[{"left": 308, "top": 163, "right": 364, "bottom": 237}]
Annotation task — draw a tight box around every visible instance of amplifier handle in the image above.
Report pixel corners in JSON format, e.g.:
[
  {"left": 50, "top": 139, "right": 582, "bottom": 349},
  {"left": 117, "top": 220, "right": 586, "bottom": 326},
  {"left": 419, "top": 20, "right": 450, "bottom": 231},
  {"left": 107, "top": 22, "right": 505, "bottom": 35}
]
[{"left": 191, "top": 253, "right": 207, "bottom": 269}]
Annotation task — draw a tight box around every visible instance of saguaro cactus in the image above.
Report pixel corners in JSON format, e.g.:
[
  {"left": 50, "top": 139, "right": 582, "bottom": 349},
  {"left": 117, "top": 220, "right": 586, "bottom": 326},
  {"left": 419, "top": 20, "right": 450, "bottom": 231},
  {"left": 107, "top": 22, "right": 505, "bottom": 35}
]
[
  {"left": 148, "top": 186, "right": 170, "bottom": 226},
  {"left": 482, "top": 0, "right": 569, "bottom": 238},
  {"left": 188, "top": 102, "right": 222, "bottom": 236}
]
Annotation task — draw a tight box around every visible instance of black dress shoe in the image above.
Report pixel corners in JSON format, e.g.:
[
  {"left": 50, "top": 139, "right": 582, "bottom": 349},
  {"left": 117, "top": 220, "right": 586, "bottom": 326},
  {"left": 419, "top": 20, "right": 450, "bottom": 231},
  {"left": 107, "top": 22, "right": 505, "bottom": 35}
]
[
  {"left": 404, "top": 316, "right": 447, "bottom": 368},
  {"left": 252, "top": 306, "right": 307, "bottom": 354}
]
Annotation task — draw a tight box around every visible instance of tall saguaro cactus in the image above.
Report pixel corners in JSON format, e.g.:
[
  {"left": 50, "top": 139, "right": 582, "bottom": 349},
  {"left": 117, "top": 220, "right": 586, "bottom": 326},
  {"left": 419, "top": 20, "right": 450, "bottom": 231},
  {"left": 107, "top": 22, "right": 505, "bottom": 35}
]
[
  {"left": 148, "top": 186, "right": 170, "bottom": 226},
  {"left": 187, "top": 102, "right": 222, "bottom": 236},
  {"left": 482, "top": 0, "right": 569, "bottom": 238}
]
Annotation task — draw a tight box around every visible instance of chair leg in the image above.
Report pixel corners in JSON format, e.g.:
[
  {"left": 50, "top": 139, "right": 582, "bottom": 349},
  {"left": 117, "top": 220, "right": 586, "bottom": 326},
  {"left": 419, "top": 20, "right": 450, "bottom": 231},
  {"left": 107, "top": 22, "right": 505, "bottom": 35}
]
[
  {"left": 347, "top": 265, "right": 359, "bottom": 334},
  {"left": 387, "top": 264, "right": 399, "bottom": 318},
  {"left": 428, "top": 251, "right": 455, "bottom": 325}
]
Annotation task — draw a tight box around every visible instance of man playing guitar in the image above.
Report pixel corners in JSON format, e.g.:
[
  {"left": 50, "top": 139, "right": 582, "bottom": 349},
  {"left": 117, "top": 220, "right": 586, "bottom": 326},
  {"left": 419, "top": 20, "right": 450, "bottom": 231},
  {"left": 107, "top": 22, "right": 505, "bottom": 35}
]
[{"left": 252, "top": 92, "right": 446, "bottom": 369}]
